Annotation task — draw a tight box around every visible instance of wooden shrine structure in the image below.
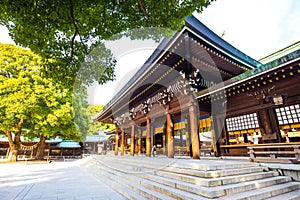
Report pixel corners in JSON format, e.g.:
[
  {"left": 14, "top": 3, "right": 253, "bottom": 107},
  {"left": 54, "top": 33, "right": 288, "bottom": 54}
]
[{"left": 95, "top": 16, "right": 300, "bottom": 159}]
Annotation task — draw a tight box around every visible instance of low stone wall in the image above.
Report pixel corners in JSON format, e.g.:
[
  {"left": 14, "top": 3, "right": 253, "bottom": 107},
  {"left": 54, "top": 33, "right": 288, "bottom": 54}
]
[{"left": 260, "top": 163, "right": 300, "bottom": 181}]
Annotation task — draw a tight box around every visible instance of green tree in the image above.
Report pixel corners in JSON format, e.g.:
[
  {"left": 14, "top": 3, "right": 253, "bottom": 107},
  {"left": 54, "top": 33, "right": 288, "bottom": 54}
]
[
  {"left": 86, "top": 104, "right": 115, "bottom": 135},
  {"left": 73, "top": 89, "right": 89, "bottom": 141},
  {"left": 0, "top": 43, "right": 78, "bottom": 161},
  {"left": 0, "top": 1, "right": 212, "bottom": 86}
]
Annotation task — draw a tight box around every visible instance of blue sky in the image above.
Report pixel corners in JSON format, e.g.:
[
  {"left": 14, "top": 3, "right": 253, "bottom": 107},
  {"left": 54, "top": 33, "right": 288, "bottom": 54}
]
[{"left": 196, "top": 0, "right": 300, "bottom": 60}]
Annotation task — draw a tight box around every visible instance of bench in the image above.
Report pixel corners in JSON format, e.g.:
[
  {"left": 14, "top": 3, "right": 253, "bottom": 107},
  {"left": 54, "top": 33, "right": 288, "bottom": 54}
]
[
  {"left": 175, "top": 146, "right": 189, "bottom": 156},
  {"left": 247, "top": 145, "right": 300, "bottom": 164},
  {"left": 201, "top": 144, "right": 213, "bottom": 157}
]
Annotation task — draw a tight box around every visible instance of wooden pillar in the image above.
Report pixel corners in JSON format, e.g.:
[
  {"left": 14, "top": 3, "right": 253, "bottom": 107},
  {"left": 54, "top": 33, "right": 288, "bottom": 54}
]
[
  {"left": 120, "top": 129, "right": 125, "bottom": 156},
  {"left": 211, "top": 116, "right": 219, "bottom": 157},
  {"left": 114, "top": 130, "right": 119, "bottom": 156},
  {"left": 185, "top": 117, "right": 191, "bottom": 156},
  {"left": 259, "top": 108, "right": 278, "bottom": 143},
  {"left": 260, "top": 109, "right": 272, "bottom": 134},
  {"left": 189, "top": 103, "right": 200, "bottom": 159},
  {"left": 268, "top": 108, "right": 282, "bottom": 142},
  {"left": 137, "top": 129, "right": 142, "bottom": 155},
  {"left": 151, "top": 127, "right": 154, "bottom": 148},
  {"left": 130, "top": 123, "right": 135, "bottom": 156},
  {"left": 135, "top": 128, "right": 138, "bottom": 154},
  {"left": 146, "top": 117, "right": 151, "bottom": 157},
  {"left": 166, "top": 106, "right": 174, "bottom": 158},
  {"left": 163, "top": 130, "right": 166, "bottom": 154}
]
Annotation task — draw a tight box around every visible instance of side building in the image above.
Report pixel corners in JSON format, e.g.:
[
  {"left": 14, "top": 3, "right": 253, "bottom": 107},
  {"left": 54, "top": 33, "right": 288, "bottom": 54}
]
[{"left": 94, "top": 16, "right": 300, "bottom": 159}]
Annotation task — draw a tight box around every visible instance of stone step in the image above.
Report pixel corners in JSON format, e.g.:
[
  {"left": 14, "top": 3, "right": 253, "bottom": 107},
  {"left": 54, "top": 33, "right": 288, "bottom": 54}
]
[
  {"left": 150, "top": 169, "right": 279, "bottom": 187},
  {"left": 161, "top": 165, "right": 269, "bottom": 178},
  {"left": 98, "top": 156, "right": 267, "bottom": 178},
  {"left": 84, "top": 160, "right": 173, "bottom": 200},
  {"left": 169, "top": 160, "right": 259, "bottom": 171},
  {"left": 90, "top": 170, "right": 147, "bottom": 200},
  {"left": 97, "top": 159, "right": 293, "bottom": 198},
  {"left": 80, "top": 161, "right": 143, "bottom": 200},
  {"left": 222, "top": 182, "right": 300, "bottom": 200},
  {"left": 100, "top": 160, "right": 278, "bottom": 187},
  {"left": 137, "top": 172, "right": 292, "bottom": 198},
  {"left": 265, "top": 189, "right": 300, "bottom": 200},
  {"left": 90, "top": 158, "right": 208, "bottom": 200},
  {"left": 104, "top": 155, "right": 260, "bottom": 171},
  {"left": 220, "top": 176, "right": 292, "bottom": 196},
  {"left": 82, "top": 156, "right": 300, "bottom": 199}
]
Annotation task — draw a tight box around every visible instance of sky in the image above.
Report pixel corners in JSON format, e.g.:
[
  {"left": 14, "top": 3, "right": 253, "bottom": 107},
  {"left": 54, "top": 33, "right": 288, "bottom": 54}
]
[{"left": 1, "top": 0, "right": 300, "bottom": 105}]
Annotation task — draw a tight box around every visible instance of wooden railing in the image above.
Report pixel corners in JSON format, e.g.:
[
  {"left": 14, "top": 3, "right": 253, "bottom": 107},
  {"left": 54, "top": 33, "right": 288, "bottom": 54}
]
[
  {"left": 175, "top": 146, "right": 189, "bottom": 156},
  {"left": 247, "top": 144, "right": 300, "bottom": 164}
]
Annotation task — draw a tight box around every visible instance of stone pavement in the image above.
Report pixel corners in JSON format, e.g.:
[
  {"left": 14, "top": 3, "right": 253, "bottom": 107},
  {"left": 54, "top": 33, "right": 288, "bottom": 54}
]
[{"left": 0, "top": 160, "right": 126, "bottom": 200}]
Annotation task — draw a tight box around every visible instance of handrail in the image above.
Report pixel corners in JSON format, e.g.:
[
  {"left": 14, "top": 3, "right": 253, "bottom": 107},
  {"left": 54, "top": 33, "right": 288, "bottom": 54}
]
[{"left": 247, "top": 144, "right": 300, "bottom": 164}]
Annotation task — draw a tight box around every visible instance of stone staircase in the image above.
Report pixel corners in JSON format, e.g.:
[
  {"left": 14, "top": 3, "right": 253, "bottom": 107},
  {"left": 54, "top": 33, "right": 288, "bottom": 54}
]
[{"left": 79, "top": 155, "right": 300, "bottom": 199}]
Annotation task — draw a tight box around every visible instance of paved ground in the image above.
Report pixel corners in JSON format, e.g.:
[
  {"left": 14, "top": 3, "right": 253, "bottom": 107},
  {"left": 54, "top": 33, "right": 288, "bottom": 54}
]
[
  {"left": 1, "top": 155, "right": 299, "bottom": 200},
  {"left": 0, "top": 159, "right": 126, "bottom": 200}
]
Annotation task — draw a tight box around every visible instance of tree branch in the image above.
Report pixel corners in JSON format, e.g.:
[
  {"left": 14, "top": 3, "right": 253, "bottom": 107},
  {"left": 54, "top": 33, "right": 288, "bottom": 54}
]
[
  {"left": 69, "top": 0, "right": 79, "bottom": 64},
  {"left": 69, "top": 0, "right": 88, "bottom": 65},
  {"left": 137, "top": 0, "right": 151, "bottom": 22}
]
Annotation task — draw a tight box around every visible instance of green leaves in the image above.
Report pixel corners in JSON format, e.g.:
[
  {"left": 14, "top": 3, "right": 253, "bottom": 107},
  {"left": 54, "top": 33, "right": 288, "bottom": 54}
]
[
  {"left": 0, "top": 0, "right": 212, "bottom": 87},
  {"left": 0, "top": 43, "right": 78, "bottom": 140},
  {"left": 85, "top": 104, "right": 115, "bottom": 135}
]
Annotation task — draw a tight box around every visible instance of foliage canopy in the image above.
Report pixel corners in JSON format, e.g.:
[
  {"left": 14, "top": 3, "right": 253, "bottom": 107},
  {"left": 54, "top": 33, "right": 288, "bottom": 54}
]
[
  {"left": 86, "top": 104, "right": 115, "bottom": 135},
  {"left": 0, "top": 43, "right": 78, "bottom": 140},
  {"left": 0, "top": 1, "right": 212, "bottom": 86}
]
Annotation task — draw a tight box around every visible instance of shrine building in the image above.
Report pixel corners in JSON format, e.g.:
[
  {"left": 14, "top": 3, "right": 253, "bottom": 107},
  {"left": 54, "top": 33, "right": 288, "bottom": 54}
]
[{"left": 94, "top": 16, "right": 300, "bottom": 159}]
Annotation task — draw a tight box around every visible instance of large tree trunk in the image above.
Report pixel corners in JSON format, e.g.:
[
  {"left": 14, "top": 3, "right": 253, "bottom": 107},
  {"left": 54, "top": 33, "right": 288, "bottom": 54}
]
[
  {"left": 6, "top": 130, "right": 16, "bottom": 162},
  {"left": 6, "top": 119, "right": 23, "bottom": 162},
  {"left": 13, "top": 131, "right": 21, "bottom": 161},
  {"left": 6, "top": 131, "right": 21, "bottom": 162},
  {"left": 36, "top": 135, "right": 46, "bottom": 159}
]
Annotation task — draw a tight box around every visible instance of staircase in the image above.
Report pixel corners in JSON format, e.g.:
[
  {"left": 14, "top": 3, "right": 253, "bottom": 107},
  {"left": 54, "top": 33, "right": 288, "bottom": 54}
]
[{"left": 79, "top": 155, "right": 300, "bottom": 199}]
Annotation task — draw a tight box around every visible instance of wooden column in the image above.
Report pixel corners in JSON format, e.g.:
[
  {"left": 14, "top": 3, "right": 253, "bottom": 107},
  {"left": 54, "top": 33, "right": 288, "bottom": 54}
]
[
  {"left": 259, "top": 108, "right": 277, "bottom": 143},
  {"left": 211, "top": 116, "right": 219, "bottom": 157},
  {"left": 189, "top": 103, "right": 200, "bottom": 159},
  {"left": 260, "top": 108, "right": 272, "bottom": 134},
  {"left": 268, "top": 108, "right": 282, "bottom": 142},
  {"left": 120, "top": 129, "right": 125, "bottom": 156},
  {"left": 130, "top": 123, "right": 135, "bottom": 156},
  {"left": 163, "top": 131, "right": 166, "bottom": 154},
  {"left": 114, "top": 130, "right": 119, "bottom": 156},
  {"left": 166, "top": 106, "right": 174, "bottom": 158},
  {"left": 137, "top": 129, "right": 142, "bottom": 155},
  {"left": 146, "top": 117, "right": 151, "bottom": 157},
  {"left": 185, "top": 116, "right": 192, "bottom": 157},
  {"left": 185, "top": 117, "right": 191, "bottom": 156},
  {"left": 151, "top": 126, "right": 154, "bottom": 148},
  {"left": 135, "top": 128, "right": 138, "bottom": 154}
]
